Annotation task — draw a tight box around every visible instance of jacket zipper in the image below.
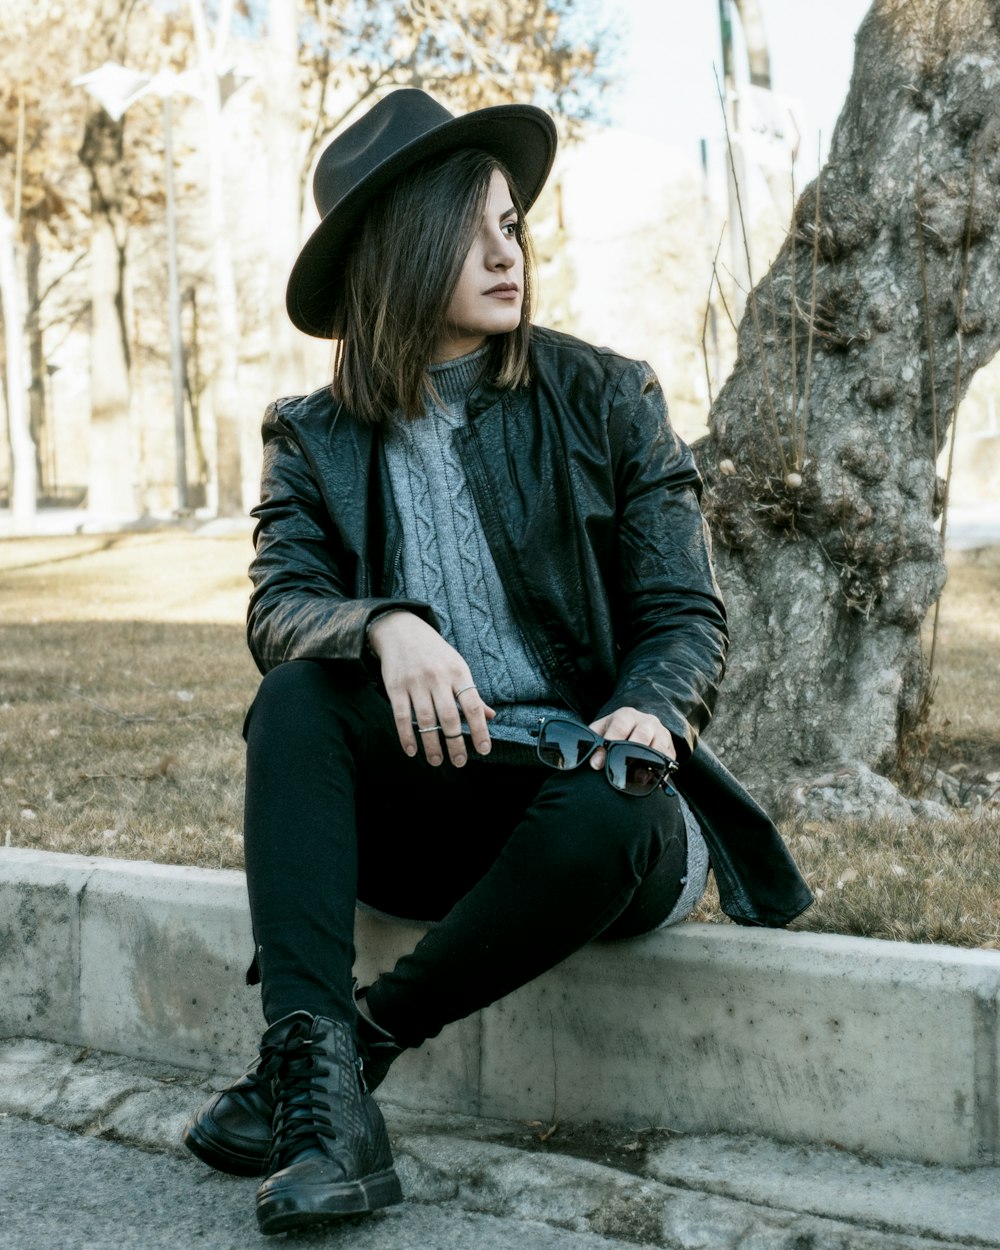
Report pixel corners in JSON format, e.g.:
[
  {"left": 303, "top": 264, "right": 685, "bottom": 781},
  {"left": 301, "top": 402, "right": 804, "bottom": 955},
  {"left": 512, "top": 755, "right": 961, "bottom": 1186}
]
[{"left": 462, "top": 419, "right": 586, "bottom": 718}]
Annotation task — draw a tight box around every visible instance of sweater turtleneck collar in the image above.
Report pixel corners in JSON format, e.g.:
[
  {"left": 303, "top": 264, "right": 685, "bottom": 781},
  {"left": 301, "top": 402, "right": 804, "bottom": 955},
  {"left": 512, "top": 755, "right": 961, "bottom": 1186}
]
[{"left": 426, "top": 344, "right": 491, "bottom": 408}]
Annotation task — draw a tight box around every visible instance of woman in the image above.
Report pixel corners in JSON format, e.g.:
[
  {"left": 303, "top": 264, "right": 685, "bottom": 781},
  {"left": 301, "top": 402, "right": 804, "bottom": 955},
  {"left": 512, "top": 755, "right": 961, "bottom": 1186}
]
[{"left": 182, "top": 88, "right": 811, "bottom": 1236}]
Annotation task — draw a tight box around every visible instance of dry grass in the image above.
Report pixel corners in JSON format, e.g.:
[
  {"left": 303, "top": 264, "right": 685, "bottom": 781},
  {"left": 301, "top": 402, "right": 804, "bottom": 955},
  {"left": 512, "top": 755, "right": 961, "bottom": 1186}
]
[
  {"left": 1, "top": 531, "right": 258, "bottom": 868},
  {"left": 1, "top": 531, "right": 998, "bottom": 948},
  {"left": 689, "top": 811, "right": 1000, "bottom": 949},
  {"left": 921, "top": 545, "right": 1000, "bottom": 775}
]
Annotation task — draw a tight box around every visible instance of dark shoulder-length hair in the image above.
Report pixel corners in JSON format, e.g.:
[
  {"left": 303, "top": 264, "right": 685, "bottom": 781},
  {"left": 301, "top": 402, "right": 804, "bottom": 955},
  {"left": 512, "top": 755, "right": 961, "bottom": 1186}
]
[{"left": 332, "top": 148, "right": 535, "bottom": 424}]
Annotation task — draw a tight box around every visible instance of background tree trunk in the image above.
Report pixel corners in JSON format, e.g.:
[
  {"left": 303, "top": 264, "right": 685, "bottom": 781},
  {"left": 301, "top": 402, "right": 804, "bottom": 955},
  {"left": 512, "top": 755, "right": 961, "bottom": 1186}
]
[
  {"left": 189, "top": 0, "right": 245, "bottom": 516},
  {"left": 265, "top": 0, "right": 307, "bottom": 400},
  {"left": 697, "top": 0, "right": 1000, "bottom": 799},
  {"left": 80, "top": 104, "right": 135, "bottom": 518},
  {"left": 732, "top": 0, "right": 772, "bottom": 86},
  {"left": 0, "top": 194, "right": 37, "bottom": 530},
  {"left": 731, "top": 0, "right": 791, "bottom": 216},
  {"left": 24, "top": 222, "right": 48, "bottom": 496}
]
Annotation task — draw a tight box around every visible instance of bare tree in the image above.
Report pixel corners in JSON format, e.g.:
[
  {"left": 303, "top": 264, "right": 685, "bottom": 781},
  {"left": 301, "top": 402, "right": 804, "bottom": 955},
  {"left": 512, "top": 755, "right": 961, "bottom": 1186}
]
[{"left": 1, "top": 2, "right": 92, "bottom": 518}]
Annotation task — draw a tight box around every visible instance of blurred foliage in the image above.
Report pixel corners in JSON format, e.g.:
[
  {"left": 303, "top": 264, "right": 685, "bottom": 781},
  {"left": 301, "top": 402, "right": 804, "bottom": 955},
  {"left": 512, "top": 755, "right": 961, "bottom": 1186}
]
[
  {"left": 1, "top": 0, "right": 616, "bottom": 495},
  {"left": 0, "top": 0, "right": 613, "bottom": 235}
]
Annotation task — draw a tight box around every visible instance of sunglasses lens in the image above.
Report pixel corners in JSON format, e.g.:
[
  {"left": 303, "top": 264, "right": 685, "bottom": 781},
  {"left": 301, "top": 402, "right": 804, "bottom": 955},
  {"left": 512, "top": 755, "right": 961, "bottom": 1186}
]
[
  {"left": 538, "top": 720, "right": 597, "bottom": 770},
  {"left": 606, "top": 743, "right": 667, "bottom": 795}
]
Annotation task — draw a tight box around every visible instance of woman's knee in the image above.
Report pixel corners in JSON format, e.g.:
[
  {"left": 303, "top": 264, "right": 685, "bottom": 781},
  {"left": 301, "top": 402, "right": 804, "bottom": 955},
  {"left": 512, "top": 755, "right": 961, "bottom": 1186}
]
[{"left": 531, "top": 767, "right": 681, "bottom": 878}]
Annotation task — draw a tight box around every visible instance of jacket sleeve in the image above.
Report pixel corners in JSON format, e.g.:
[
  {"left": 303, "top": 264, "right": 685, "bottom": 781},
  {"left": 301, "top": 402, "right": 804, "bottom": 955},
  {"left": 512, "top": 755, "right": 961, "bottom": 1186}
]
[
  {"left": 246, "top": 403, "right": 436, "bottom": 675},
  {"left": 597, "top": 361, "right": 728, "bottom": 760}
]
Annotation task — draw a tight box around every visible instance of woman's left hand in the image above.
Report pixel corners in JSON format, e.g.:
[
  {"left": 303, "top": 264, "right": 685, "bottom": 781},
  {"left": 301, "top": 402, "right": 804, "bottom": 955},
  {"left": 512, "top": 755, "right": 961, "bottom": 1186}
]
[{"left": 587, "top": 707, "right": 677, "bottom": 769}]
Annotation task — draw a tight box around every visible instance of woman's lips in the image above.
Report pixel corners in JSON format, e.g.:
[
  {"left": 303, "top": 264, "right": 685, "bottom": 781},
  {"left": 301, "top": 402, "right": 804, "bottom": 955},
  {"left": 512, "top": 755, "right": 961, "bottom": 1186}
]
[{"left": 483, "top": 283, "right": 519, "bottom": 300}]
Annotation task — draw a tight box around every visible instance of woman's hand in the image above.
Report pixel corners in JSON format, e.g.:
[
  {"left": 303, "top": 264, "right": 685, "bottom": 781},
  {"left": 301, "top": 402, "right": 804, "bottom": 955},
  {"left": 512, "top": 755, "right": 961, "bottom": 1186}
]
[
  {"left": 586, "top": 707, "right": 677, "bottom": 770},
  {"left": 367, "top": 611, "right": 494, "bottom": 766}
]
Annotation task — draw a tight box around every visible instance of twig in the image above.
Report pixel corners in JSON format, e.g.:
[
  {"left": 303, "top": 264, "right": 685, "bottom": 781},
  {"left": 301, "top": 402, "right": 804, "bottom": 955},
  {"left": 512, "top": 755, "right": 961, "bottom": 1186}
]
[
  {"left": 701, "top": 227, "right": 727, "bottom": 409},
  {"left": 915, "top": 144, "right": 939, "bottom": 457},
  {"left": 928, "top": 144, "right": 978, "bottom": 678},
  {"left": 57, "top": 686, "right": 208, "bottom": 724},
  {"left": 714, "top": 66, "right": 789, "bottom": 478},
  {"left": 768, "top": 271, "right": 792, "bottom": 436},
  {"left": 714, "top": 260, "right": 740, "bottom": 334},
  {"left": 906, "top": 0, "right": 929, "bottom": 42},
  {"left": 73, "top": 770, "right": 174, "bottom": 784},
  {"left": 14, "top": 90, "right": 25, "bottom": 226},
  {"left": 798, "top": 137, "right": 823, "bottom": 468},
  {"left": 789, "top": 166, "right": 799, "bottom": 458},
  {"left": 702, "top": 269, "right": 717, "bottom": 412}
]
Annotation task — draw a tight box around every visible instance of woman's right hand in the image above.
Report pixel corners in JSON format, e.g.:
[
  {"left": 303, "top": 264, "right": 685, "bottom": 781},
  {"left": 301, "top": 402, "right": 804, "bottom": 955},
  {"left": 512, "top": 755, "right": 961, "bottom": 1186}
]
[{"left": 367, "top": 611, "right": 494, "bottom": 766}]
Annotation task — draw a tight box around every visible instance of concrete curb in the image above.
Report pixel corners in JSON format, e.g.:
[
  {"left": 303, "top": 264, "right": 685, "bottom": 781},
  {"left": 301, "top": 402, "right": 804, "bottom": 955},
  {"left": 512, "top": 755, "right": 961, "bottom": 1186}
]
[{"left": 2, "top": 846, "right": 998, "bottom": 1168}]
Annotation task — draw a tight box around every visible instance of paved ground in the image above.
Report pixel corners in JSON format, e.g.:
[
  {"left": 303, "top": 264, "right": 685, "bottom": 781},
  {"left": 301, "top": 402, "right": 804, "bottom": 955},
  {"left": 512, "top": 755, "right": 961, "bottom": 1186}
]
[
  {"left": 1, "top": 1037, "right": 996, "bottom": 1250},
  {"left": 1, "top": 1117, "right": 648, "bottom": 1250}
]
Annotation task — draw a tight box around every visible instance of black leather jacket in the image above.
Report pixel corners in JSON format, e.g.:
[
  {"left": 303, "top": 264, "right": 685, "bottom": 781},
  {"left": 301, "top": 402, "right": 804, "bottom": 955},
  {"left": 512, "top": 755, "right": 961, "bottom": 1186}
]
[{"left": 248, "top": 326, "right": 812, "bottom": 927}]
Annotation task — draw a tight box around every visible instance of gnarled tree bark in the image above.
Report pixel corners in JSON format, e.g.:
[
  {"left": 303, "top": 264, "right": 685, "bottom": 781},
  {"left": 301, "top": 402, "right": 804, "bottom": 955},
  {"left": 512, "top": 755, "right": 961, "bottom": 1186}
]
[{"left": 697, "top": 0, "right": 1000, "bottom": 797}]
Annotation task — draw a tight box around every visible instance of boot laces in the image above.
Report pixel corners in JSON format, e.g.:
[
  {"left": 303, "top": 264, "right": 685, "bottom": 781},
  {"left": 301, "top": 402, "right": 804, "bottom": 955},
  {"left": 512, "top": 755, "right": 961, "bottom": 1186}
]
[{"left": 263, "top": 1021, "right": 347, "bottom": 1169}]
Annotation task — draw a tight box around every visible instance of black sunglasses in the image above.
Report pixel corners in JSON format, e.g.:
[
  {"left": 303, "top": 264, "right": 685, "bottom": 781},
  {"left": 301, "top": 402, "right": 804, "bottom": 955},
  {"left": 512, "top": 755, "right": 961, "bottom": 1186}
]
[{"left": 532, "top": 717, "right": 678, "bottom": 797}]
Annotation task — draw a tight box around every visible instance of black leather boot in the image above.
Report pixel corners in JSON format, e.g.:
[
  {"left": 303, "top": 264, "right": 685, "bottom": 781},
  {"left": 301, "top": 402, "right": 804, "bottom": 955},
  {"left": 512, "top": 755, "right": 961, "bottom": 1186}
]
[
  {"left": 181, "top": 985, "right": 405, "bottom": 1177},
  {"left": 181, "top": 1056, "right": 273, "bottom": 1176},
  {"left": 355, "top": 985, "right": 405, "bottom": 1091},
  {"left": 255, "top": 1011, "right": 402, "bottom": 1234}
]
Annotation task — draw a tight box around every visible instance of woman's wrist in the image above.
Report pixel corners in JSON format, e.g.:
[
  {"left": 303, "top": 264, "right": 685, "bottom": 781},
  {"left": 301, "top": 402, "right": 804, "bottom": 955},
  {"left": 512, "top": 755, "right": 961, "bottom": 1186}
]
[{"left": 365, "top": 608, "right": 409, "bottom": 658}]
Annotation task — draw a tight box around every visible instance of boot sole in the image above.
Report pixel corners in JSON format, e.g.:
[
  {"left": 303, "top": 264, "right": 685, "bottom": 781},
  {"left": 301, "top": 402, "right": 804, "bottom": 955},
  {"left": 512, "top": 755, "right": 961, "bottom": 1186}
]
[
  {"left": 256, "top": 1167, "right": 404, "bottom": 1234},
  {"left": 182, "top": 1118, "right": 268, "bottom": 1177}
]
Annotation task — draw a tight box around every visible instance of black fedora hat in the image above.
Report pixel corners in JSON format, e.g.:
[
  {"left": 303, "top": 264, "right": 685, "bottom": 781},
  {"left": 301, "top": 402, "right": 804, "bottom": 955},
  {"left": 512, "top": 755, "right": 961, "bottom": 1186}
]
[{"left": 285, "top": 88, "right": 557, "bottom": 338}]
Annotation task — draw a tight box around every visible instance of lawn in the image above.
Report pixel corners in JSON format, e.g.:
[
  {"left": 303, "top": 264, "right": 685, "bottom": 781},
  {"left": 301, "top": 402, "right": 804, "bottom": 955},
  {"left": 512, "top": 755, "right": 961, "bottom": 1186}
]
[{"left": 1, "top": 529, "right": 997, "bottom": 948}]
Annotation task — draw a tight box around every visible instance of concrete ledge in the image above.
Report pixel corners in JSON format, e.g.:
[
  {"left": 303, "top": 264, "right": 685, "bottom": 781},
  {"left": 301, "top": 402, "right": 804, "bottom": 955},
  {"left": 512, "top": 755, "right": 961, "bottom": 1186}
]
[{"left": 1, "top": 846, "right": 997, "bottom": 1167}]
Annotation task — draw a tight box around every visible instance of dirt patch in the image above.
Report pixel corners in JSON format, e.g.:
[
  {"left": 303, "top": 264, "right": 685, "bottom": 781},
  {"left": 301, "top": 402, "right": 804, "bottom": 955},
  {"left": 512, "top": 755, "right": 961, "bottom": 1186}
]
[{"left": 491, "top": 1120, "right": 682, "bottom": 1177}]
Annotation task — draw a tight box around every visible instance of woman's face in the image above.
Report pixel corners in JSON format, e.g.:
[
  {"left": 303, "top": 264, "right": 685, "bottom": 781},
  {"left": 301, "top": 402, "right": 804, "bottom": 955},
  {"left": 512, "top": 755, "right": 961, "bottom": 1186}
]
[{"left": 435, "top": 169, "right": 524, "bottom": 362}]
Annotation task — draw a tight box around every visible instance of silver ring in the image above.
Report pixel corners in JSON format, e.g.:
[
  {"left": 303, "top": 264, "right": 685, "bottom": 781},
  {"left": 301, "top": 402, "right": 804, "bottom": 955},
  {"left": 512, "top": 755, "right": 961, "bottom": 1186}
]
[
  {"left": 454, "top": 684, "right": 477, "bottom": 699},
  {"left": 417, "top": 724, "right": 442, "bottom": 734}
]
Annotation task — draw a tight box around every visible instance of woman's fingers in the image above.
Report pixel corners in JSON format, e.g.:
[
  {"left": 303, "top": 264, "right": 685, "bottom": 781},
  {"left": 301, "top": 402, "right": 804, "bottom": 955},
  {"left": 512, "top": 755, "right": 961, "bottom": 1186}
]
[
  {"left": 456, "top": 685, "right": 494, "bottom": 756},
  {"left": 388, "top": 687, "right": 421, "bottom": 758},
  {"left": 429, "top": 687, "right": 467, "bottom": 767},
  {"left": 368, "top": 611, "right": 494, "bottom": 766},
  {"left": 411, "top": 693, "right": 446, "bottom": 765},
  {"left": 586, "top": 707, "right": 677, "bottom": 768},
  {"left": 428, "top": 684, "right": 496, "bottom": 766},
  {"left": 411, "top": 685, "right": 496, "bottom": 767}
]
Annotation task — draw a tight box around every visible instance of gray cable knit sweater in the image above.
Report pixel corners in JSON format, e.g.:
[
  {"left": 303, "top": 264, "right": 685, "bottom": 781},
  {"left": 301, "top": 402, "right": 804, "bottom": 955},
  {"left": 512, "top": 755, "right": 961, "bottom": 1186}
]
[{"left": 383, "top": 347, "right": 566, "bottom": 748}]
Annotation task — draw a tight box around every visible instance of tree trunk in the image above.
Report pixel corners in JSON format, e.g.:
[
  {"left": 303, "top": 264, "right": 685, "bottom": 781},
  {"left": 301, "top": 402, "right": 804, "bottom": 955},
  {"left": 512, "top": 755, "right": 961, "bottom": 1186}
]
[
  {"left": 25, "top": 222, "right": 47, "bottom": 495},
  {"left": 696, "top": 0, "right": 1000, "bottom": 799},
  {"left": 0, "top": 195, "right": 37, "bottom": 530},
  {"left": 732, "top": 0, "right": 771, "bottom": 87},
  {"left": 189, "top": 0, "right": 245, "bottom": 516},
  {"left": 80, "top": 105, "right": 135, "bottom": 518},
  {"left": 265, "top": 0, "right": 307, "bottom": 399}
]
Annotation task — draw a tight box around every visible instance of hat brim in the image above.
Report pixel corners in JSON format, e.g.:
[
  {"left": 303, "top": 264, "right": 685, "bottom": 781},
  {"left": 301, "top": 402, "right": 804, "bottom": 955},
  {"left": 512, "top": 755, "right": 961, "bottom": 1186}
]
[{"left": 285, "top": 103, "right": 557, "bottom": 339}]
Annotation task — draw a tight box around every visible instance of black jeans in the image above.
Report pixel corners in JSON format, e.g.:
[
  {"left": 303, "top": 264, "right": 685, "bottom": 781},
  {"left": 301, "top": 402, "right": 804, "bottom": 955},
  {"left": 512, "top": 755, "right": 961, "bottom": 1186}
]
[{"left": 242, "top": 660, "right": 688, "bottom": 1047}]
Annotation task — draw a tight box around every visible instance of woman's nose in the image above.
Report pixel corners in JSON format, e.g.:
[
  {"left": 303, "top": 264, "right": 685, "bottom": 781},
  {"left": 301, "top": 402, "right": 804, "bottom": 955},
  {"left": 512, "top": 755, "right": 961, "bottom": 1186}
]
[{"left": 489, "top": 235, "right": 517, "bottom": 269}]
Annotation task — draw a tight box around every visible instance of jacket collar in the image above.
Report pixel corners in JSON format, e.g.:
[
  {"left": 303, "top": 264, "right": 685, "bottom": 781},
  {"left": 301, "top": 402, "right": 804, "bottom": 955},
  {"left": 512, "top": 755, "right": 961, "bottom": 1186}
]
[{"left": 467, "top": 376, "right": 506, "bottom": 420}]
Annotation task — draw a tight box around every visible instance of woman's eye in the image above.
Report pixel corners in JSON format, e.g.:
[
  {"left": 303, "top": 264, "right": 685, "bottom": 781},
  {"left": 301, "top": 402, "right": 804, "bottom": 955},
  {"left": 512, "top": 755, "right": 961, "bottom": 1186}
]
[{"left": 502, "top": 221, "right": 519, "bottom": 238}]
